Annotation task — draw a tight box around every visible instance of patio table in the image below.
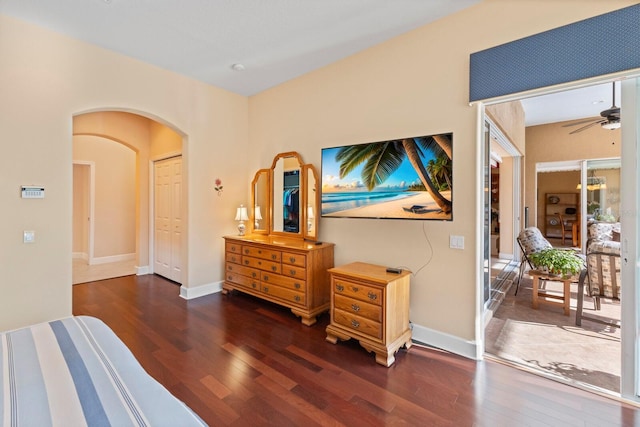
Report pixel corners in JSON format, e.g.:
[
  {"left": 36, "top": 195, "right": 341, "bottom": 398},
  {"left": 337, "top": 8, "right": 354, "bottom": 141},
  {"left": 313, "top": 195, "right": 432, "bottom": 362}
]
[{"left": 529, "top": 269, "right": 582, "bottom": 316}]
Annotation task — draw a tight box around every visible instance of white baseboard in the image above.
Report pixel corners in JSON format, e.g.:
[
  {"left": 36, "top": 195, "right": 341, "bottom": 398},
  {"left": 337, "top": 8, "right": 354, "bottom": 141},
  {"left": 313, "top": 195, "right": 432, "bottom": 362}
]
[
  {"left": 410, "top": 322, "right": 479, "bottom": 360},
  {"left": 90, "top": 253, "right": 135, "bottom": 265},
  {"left": 136, "top": 265, "right": 150, "bottom": 275},
  {"left": 180, "top": 280, "right": 223, "bottom": 300}
]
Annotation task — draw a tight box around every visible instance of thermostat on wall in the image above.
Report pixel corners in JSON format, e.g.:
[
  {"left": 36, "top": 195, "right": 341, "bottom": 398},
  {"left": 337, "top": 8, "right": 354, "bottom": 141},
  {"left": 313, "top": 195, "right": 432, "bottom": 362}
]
[{"left": 21, "top": 186, "right": 45, "bottom": 199}]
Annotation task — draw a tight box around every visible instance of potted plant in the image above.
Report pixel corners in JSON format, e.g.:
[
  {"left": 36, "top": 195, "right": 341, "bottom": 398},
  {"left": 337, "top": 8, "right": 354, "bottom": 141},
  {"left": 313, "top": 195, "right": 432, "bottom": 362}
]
[{"left": 529, "top": 248, "right": 584, "bottom": 277}]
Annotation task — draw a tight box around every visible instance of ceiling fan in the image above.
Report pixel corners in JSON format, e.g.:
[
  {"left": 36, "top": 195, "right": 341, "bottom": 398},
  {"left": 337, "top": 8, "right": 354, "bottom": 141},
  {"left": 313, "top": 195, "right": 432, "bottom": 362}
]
[{"left": 562, "top": 81, "right": 621, "bottom": 134}]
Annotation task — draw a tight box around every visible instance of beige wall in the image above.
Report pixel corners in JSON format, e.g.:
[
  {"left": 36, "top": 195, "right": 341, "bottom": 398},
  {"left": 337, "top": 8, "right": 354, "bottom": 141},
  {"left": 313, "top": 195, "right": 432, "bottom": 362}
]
[
  {"left": 0, "top": 1, "right": 634, "bottom": 352},
  {"left": 248, "top": 0, "right": 634, "bottom": 345},
  {"left": 486, "top": 101, "right": 526, "bottom": 154},
  {"left": 73, "top": 135, "right": 136, "bottom": 258},
  {"left": 0, "top": 14, "right": 248, "bottom": 331},
  {"left": 150, "top": 121, "right": 182, "bottom": 159},
  {"left": 526, "top": 120, "right": 621, "bottom": 229}
]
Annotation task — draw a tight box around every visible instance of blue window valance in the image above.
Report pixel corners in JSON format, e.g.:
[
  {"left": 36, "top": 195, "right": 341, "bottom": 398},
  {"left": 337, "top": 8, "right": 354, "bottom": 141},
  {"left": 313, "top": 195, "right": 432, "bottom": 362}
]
[{"left": 470, "top": 4, "right": 640, "bottom": 102}]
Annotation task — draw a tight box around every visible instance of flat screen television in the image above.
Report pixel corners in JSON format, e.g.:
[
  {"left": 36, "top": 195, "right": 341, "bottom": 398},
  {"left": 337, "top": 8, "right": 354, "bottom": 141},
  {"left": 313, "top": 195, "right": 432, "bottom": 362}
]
[{"left": 321, "top": 132, "right": 452, "bottom": 220}]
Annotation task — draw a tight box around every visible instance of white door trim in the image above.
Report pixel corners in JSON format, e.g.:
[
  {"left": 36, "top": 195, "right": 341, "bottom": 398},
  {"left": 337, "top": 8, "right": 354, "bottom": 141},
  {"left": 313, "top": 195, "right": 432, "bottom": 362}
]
[{"left": 620, "top": 77, "right": 639, "bottom": 400}]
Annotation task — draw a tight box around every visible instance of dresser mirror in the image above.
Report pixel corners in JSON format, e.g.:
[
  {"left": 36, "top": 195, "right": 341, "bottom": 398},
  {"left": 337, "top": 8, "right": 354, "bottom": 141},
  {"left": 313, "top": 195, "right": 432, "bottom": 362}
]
[
  {"left": 250, "top": 151, "right": 319, "bottom": 241},
  {"left": 251, "top": 169, "right": 270, "bottom": 234}
]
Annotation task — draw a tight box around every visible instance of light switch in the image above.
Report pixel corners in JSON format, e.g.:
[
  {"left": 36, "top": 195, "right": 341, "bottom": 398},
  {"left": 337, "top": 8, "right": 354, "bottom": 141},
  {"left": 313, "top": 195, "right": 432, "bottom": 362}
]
[
  {"left": 23, "top": 230, "right": 35, "bottom": 243},
  {"left": 449, "top": 235, "right": 464, "bottom": 249}
]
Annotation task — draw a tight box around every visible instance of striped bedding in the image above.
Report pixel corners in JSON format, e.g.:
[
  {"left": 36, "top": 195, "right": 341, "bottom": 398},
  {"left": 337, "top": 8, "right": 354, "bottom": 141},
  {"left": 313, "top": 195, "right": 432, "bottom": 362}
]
[{"left": 1, "top": 316, "right": 206, "bottom": 427}]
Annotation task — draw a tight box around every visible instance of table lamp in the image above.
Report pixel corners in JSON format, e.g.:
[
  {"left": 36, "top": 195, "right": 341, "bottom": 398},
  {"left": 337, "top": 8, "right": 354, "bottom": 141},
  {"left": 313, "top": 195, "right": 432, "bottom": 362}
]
[{"left": 235, "top": 204, "right": 249, "bottom": 236}]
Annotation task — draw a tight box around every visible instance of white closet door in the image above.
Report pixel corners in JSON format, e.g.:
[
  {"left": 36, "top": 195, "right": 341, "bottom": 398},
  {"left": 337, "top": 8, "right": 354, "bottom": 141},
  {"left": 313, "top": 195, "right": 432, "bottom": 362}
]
[{"left": 154, "top": 157, "right": 182, "bottom": 283}]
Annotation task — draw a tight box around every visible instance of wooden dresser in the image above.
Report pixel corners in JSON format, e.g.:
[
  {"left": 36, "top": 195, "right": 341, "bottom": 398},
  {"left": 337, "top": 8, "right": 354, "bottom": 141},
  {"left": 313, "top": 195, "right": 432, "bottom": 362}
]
[
  {"left": 325, "top": 262, "right": 412, "bottom": 366},
  {"left": 223, "top": 235, "right": 334, "bottom": 326}
]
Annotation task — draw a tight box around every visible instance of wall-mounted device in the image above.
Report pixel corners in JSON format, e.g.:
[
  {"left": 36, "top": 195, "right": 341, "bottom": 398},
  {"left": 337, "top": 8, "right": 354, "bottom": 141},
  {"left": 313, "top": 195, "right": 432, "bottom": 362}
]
[{"left": 21, "top": 186, "right": 45, "bottom": 199}]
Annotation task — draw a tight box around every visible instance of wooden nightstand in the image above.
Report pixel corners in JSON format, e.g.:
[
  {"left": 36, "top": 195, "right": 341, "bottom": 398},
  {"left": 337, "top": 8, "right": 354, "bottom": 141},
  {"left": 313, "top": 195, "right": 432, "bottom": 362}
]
[{"left": 325, "top": 262, "right": 412, "bottom": 367}]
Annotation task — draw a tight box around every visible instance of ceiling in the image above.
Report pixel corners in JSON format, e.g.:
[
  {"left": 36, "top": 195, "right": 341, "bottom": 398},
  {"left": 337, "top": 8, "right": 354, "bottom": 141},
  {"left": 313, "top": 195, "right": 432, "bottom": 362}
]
[
  {"left": 0, "top": 1, "right": 622, "bottom": 126},
  {"left": 0, "top": 0, "right": 480, "bottom": 96},
  {"left": 519, "top": 81, "right": 621, "bottom": 127}
]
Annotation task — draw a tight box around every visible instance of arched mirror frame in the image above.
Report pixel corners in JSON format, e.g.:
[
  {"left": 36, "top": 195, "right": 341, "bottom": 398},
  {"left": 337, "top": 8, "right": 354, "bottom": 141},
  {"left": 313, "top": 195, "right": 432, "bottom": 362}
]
[
  {"left": 250, "top": 169, "right": 270, "bottom": 235},
  {"left": 251, "top": 151, "right": 319, "bottom": 241}
]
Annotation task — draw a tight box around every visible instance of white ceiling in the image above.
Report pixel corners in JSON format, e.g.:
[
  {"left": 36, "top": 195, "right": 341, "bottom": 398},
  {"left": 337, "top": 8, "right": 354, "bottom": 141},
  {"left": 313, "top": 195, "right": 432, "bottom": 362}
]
[
  {"left": 0, "top": 0, "right": 621, "bottom": 126},
  {"left": 519, "top": 81, "right": 621, "bottom": 127},
  {"left": 0, "top": 0, "right": 480, "bottom": 96}
]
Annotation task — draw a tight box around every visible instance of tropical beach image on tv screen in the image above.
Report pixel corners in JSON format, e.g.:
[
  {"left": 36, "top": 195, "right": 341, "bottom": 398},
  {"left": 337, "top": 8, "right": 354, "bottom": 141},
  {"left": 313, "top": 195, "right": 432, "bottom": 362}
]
[{"left": 321, "top": 133, "right": 452, "bottom": 221}]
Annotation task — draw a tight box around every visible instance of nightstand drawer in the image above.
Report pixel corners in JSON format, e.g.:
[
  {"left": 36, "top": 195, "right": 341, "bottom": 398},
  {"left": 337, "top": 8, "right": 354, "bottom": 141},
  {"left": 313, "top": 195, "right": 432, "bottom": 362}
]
[
  {"left": 334, "top": 294, "right": 381, "bottom": 322},
  {"left": 333, "top": 308, "right": 381, "bottom": 340},
  {"left": 333, "top": 278, "right": 381, "bottom": 306}
]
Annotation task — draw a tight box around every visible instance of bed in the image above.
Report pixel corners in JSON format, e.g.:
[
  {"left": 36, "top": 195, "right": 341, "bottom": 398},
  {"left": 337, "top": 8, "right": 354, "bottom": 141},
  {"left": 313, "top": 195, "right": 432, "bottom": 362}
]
[{"left": 1, "top": 316, "right": 207, "bottom": 426}]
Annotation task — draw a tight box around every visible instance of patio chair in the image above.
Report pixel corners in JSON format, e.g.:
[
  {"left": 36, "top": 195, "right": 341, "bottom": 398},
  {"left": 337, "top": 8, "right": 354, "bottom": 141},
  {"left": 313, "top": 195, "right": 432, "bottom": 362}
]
[
  {"left": 575, "top": 221, "right": 621, "bottom": 327},
  {"left": 515, "top": 227, "right": 553, "bottom": 295},
  {"left": 557, "top": 213, "right": 576, "bottom": 246}
]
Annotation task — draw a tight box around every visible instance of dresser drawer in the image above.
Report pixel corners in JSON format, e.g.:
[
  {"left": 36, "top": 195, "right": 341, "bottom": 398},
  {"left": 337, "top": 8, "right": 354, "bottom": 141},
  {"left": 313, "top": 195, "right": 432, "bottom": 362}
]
[
  {"left": 333, "top": 308, "right": 381, "bottom": 340},
  {"left": 242, "top": 246, "right": 281, "bottom": 262},
  {"left": 282, "top": 251, "right": 306, "bottom": 267},
  {"left": 225, "top": 270, "right": 260, "bottom": 291},
  {"left": 226, "top": 251, "right": 242, "bottom": 265},
  {"left": 242, "top": 256, "right": 281, "bottom": 273},
  {"left": 334, "top": 294, "right": 381, "bottom": 322},
  {"left": 261, "top": 272, "right": 306, "bottom": 292},
  {"left": 333, "top": 278, "right": 382, "bottom": 306},
  {"left": 226, "top": 242, "right": 242, "bottom": 255},
  {"left": 226, "top": 262, "right": 260, "bottom": 280},
  {"left": 282, "top": 264, "right": 305, "bottom": 279},
  {"left": 261, "top": 283, "right": 306, "bottom": 306}
]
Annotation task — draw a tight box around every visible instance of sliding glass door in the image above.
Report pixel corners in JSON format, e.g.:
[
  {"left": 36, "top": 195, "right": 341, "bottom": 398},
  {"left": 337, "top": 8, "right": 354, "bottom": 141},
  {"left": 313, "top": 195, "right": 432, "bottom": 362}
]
[
  {"left": 580, "top": 158, "right": 621, "bottom": 250},
  {"left": 620, "top": 77, "right": 639, "bottom": 399}
]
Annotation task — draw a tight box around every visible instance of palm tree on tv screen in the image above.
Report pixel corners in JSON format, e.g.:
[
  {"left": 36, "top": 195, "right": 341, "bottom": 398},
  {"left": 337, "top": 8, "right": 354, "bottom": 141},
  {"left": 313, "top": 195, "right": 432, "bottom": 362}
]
[
  {"left": 335, "top": 134, "right": 452, "bottom": 214},
  {"left": 427, "top": 153, "right": 452, "bottom": 191}
]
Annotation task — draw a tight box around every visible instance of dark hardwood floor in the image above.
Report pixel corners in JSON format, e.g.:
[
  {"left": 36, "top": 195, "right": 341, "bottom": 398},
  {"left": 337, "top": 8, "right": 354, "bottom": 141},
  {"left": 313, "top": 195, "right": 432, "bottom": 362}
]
[{"left": 72, "top": 274, "right": 640, "bottom": 426}]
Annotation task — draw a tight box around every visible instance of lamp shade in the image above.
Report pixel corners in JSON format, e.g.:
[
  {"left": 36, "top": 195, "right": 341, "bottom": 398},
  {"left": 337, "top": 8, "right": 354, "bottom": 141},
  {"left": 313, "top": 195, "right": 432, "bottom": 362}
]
[
  {"left": 235, "top": 205, "right": 249, "bottom": 221},
  {"left": 254, "top": 205, "right": 263, "bottom": 220}
]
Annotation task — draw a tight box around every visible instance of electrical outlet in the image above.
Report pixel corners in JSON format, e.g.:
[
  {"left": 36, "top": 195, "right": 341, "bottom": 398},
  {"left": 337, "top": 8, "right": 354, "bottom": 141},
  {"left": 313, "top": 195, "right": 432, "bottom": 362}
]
[{"left": 23, "top": 230, "right": 35, "bottom": 243}]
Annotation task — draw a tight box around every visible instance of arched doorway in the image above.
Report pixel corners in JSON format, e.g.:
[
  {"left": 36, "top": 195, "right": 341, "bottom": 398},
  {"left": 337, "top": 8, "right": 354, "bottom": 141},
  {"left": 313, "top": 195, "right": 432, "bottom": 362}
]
[{"left": 72, "top": 110, "right": 185, "bottom": 284}]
